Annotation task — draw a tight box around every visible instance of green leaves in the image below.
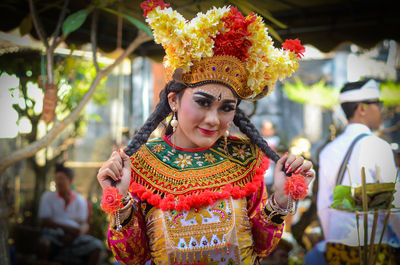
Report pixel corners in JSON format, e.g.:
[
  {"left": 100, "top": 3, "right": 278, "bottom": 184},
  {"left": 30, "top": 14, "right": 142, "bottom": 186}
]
[
  {"left": 380, "top": 80, "right": 400, "bottom": 106},
  {"left": 102, "top": 8, "right": 153, "bottom": 37},
  {"left": 62, "top": 8, "right": 90, "bottom": 36},
  {"left": 282, "top": 78, "right": 339, "bottom": 109},
  {"left": 331, "top": 185, "right": 356, "bottom": 211},
  {"left": 61, "top": 6, "right": 153, "bottom": 37}
]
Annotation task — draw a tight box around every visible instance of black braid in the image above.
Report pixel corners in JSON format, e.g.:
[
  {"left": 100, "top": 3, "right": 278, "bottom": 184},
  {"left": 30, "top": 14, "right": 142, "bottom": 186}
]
[
  {"left": 233, "top": 108, "right": 280, "bottom": 163},
  {"left": 124, "top": 81, "right": 187, "bottom": 156}
]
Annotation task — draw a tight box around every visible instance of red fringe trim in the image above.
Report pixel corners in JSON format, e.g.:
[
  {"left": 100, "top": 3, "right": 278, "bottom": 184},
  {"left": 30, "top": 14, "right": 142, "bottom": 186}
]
[{"left": 129, "top": 156, "right": 270, "bottom": 211}]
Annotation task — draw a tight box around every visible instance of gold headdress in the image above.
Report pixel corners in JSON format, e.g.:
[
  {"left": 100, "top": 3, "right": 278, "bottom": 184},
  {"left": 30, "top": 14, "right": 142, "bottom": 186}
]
[{"left": 141, "top": 0, "right": 305, "bottom": 100}]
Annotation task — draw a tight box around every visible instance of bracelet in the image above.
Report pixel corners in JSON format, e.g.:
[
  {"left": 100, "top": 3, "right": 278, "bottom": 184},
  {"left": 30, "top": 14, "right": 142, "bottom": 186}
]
[
  {"left": 113, "top": 205, "right": 134, "bottom": 232},
  {"left": 272, "top": 194, "right": 295, "bottom": 215},
  {"left": 121, "top": 192, "right": 133, "bottom": 209},
  {"left": 264, "top": 194, "right": 296, "bottom": 224},
  {"left": 115, "top": 197, "right": 134, "bottom": 232}
]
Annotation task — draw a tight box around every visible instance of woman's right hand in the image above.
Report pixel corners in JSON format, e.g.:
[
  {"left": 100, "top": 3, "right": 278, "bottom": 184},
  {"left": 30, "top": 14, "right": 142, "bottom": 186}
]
[{"left": 97, "top": 151, "right": 132, "bottom": 197}]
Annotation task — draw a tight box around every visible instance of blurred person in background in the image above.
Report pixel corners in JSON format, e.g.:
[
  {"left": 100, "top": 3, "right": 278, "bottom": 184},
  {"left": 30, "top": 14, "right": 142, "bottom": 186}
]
[
  {"left": 315, "top": 79, "right": 400, "bottom": 264},
  {"left": 262, "top": 120, "right": 281, "bottom": 192},
  {"left": 37, "top": 163, "right": 103, "bottom": 265}
]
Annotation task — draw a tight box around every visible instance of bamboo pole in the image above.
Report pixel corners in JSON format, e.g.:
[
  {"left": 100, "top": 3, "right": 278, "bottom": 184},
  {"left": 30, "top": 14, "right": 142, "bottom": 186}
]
[
  {"left": 373, "top": 168, "right": 399, "bottom": 265},
  {"left": 361, "top": 167, "right": 368, "bottom": 265},
  {"left": 368, "top": 210, "right": 378, "bottom": 265},
  {"left": 368, "top": 166, "right": 381, "bottom": 264},
  {"left": 347, "top": 164, "right": 353, "bottom": 187},
  {"left": 356, "top": 212, "right": 363, "bottom": 265}
]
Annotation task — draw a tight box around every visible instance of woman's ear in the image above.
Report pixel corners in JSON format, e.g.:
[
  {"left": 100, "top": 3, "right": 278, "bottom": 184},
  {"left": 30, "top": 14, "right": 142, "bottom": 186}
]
[{"left": 167, "top": 92, "right": 178, "bottom": 111}]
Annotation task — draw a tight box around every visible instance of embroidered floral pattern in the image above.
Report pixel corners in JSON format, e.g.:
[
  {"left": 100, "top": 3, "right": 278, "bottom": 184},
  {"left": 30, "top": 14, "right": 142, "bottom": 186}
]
[
  {"left": 231, "top": 144, "right": 251, "bottom": 160},
  {"left": 185, "top": 206, "right": 212, "bottom": 225},
  {"left": 203, "top": 153, "right": 217, "bottom": 163},
  {"left": 174, "top": 154, "right": 193, "bottom": 168},
  {"left": 152, "top": 143, "right": 166, "bottom": 153}
]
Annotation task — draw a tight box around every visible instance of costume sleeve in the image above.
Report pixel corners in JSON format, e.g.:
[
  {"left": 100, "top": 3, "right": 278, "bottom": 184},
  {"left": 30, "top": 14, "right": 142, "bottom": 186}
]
[
  {"left": 247, "top": 181, "right": 284, "bottom": 258},
  {"left": 107, "top": 195, "right": 151, "bottom": 265}
]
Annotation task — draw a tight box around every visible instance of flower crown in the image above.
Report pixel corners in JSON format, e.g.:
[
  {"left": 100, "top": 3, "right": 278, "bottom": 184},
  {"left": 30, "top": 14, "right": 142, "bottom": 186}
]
[{"left": 141, "top": 0, "right": 305, "bottom": 100}]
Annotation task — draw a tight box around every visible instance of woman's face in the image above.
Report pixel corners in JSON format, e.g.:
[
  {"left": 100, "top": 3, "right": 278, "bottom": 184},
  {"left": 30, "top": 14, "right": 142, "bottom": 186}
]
[{"left": 169, "top": 83, "right": 238, "bottom": 149}]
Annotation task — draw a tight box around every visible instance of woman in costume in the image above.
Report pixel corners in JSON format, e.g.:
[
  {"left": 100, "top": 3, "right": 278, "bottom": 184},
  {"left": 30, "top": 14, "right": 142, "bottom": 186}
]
[{"left": 97, "top": 1, "right": 314, "bottom": 264}]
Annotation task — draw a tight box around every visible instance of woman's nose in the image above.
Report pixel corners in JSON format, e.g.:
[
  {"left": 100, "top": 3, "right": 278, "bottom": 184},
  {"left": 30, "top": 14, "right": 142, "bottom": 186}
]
[{"left": 204, "top": 108, "right": 219, "bottom": 126}]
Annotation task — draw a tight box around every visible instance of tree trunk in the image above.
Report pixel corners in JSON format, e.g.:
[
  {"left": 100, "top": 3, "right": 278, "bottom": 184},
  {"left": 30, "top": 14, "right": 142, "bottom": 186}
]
[
  {"left": 0, "top": 190, "right": 10, "bottom": 265},
  {"left": 0, "top": 32, "right": 152, "bottom": 176}
]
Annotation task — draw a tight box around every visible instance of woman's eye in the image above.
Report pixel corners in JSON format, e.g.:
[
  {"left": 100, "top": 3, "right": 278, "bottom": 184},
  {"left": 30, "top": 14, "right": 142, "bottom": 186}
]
[
  {"left": 221, "top": 105, "right": 235, "bottom": 112},
  {"left": 195, "top": 98, "right": 211, "bottom": 107}
]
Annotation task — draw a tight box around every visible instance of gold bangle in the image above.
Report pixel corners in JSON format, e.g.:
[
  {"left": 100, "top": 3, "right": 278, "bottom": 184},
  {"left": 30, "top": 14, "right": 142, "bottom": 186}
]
[{"left": 268, "top": 194, "right": 296, "bottom": 215}]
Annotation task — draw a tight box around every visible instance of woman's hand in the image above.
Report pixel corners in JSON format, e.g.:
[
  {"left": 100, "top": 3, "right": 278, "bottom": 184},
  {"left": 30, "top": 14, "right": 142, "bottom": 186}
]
[
  {"left": 97, "top": 151, "right": 132, "bottom": 197},
  {"left": 273, "top": 153, "right": 314, "bottom": 207}
]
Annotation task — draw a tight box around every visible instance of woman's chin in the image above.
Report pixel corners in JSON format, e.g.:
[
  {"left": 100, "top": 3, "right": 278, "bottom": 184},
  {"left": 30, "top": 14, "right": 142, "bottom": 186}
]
[{"left": 194, "top": 136, "right": 219, "bottom": 149}]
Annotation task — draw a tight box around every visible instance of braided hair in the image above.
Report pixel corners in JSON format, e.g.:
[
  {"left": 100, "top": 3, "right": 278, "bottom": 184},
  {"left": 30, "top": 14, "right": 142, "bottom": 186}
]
[
  {"left": 124, "top": 81, "right": 280, "bottom": 163},
  {"left": 233, "top": 108, "right": 280, "bottom": 163},
  {"left": 124, "top": 80, "right": 187, "bottom": 156}
]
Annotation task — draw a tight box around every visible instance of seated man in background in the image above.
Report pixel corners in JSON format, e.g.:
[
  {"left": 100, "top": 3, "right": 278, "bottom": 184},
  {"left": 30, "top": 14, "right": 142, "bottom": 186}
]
[{"left": 38, "top": 163, "right": 103, "bottom": 265}]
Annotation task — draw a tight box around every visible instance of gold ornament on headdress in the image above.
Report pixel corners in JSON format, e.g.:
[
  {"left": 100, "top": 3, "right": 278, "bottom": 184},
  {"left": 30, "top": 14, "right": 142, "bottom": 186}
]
[{"left": 141, "top": 0, "right": 305, "bottom": 100}]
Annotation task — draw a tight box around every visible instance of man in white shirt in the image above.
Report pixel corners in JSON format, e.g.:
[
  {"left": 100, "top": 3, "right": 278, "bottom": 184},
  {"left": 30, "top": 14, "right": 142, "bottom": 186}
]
[
  {"left": 38, "top": 163, "right": 103, "bottom": 265},
  {"left": 314, "top": 79, "right": 400, "bottom": 264}
]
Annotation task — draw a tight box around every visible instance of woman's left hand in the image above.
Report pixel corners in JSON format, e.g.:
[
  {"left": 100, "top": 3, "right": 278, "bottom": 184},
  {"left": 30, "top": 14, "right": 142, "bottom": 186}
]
[{"left": 273, "top": 153, "right": 314, "bottom": 207}]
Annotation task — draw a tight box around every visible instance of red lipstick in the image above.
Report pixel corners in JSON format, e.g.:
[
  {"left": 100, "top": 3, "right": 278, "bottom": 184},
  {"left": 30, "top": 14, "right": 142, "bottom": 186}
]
[{"left": 198, "top": 128, "right": 217, "bottom": 135}]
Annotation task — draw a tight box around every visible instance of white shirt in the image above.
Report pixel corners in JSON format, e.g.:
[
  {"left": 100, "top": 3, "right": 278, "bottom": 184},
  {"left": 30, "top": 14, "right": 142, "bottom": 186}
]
[
  {"left": 318, "top": 123, "right": 399, "bottom": 246},
  {"left": 38, "top": 190, "right": 88, "bottom": 229}
]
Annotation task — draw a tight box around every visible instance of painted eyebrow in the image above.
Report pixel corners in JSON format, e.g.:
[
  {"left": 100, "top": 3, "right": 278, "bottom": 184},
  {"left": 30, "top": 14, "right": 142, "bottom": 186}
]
[
  {"left": 193, "top": 91, "right": 236, "bottom": 104},
  {"left": 222, "top": 99, "right": 237, "bottom": 104},
  {"left": 193, "top": 91, "right": 214, "bottom": 100}
]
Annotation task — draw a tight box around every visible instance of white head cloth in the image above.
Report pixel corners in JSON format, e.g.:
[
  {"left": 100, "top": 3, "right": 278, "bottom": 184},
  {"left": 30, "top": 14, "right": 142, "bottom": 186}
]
[{"left": 338, "top": 79, "right": 381, "bottom": 103}]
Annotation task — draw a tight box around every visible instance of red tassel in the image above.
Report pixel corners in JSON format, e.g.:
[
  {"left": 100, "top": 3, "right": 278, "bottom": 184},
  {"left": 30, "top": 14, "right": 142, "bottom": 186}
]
[
  {"left": 126, "top": 154, "right": 270, "bottom": 210},
  {"left": 148, "top": 193, "right": 161, "bottom": 206}
]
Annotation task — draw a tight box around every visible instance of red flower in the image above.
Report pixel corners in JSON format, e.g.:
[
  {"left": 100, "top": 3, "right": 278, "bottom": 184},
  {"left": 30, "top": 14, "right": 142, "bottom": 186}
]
[
  {"left": 284, "top": 174, "right": 308, "bottom": 200},
  {"left": 282, "top": 38, "right": 305, "bottom": 58},
  {"left": 141, "top": 0, "right": 170, "bottom": 17},
  {"left": 213, "top": 7, "right": 256, "bottom": 62},
  {"left": 100, "top": 186, "right": 123, "bottom": 214}
]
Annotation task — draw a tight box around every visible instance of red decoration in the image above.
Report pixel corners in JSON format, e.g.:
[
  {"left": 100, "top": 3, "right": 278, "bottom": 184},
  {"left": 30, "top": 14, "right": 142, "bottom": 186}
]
[
  {"left": 141, "top": 0, "right": 170, "bottom": 17},
  {"left": 100, "top": 186, "right": 123, "bottom": 214},
  {"left": 284, "top": 174, "right": 309, "bottom": 200},
  {"left": 213, "top": 7, "right": 256, "bottom": 62},
  {"left": 129, "top": 156, "right": 270, "bottom": 210},
  {"left": 282, "top": 38, "right": 305, "bottom": 58}
]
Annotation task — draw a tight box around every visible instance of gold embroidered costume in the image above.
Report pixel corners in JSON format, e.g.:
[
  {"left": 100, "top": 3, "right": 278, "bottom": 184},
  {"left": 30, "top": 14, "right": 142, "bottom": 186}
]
[{"left": 107, "top": 137, "right": 285, "bottom": 265}]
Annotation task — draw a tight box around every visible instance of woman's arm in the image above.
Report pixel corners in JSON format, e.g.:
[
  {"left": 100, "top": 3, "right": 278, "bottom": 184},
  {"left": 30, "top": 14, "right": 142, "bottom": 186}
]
[
  {"left": 97, "top": 151, "right": 151, "bottom": 264},
  {"left": 107, "top": 196, "right": 151, "bottom": 265},
  {"left": 248, "top": 153, "right": 314, "bottom": 257},
  {"left": 247, "top": 182, "right": 285, "bottom": 258}
]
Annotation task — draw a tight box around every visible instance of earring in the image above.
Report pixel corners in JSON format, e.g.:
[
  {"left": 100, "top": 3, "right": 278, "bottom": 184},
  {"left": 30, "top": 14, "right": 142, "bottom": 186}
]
[
  {"left": 171, "top": 110, "right": 178, "bottom": 132},
  {"left": 171, "top": 109, "right": 178, "bottom": 152},
  {"left": 224, "top": 130, "right": 229, "bottom": 155}
]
